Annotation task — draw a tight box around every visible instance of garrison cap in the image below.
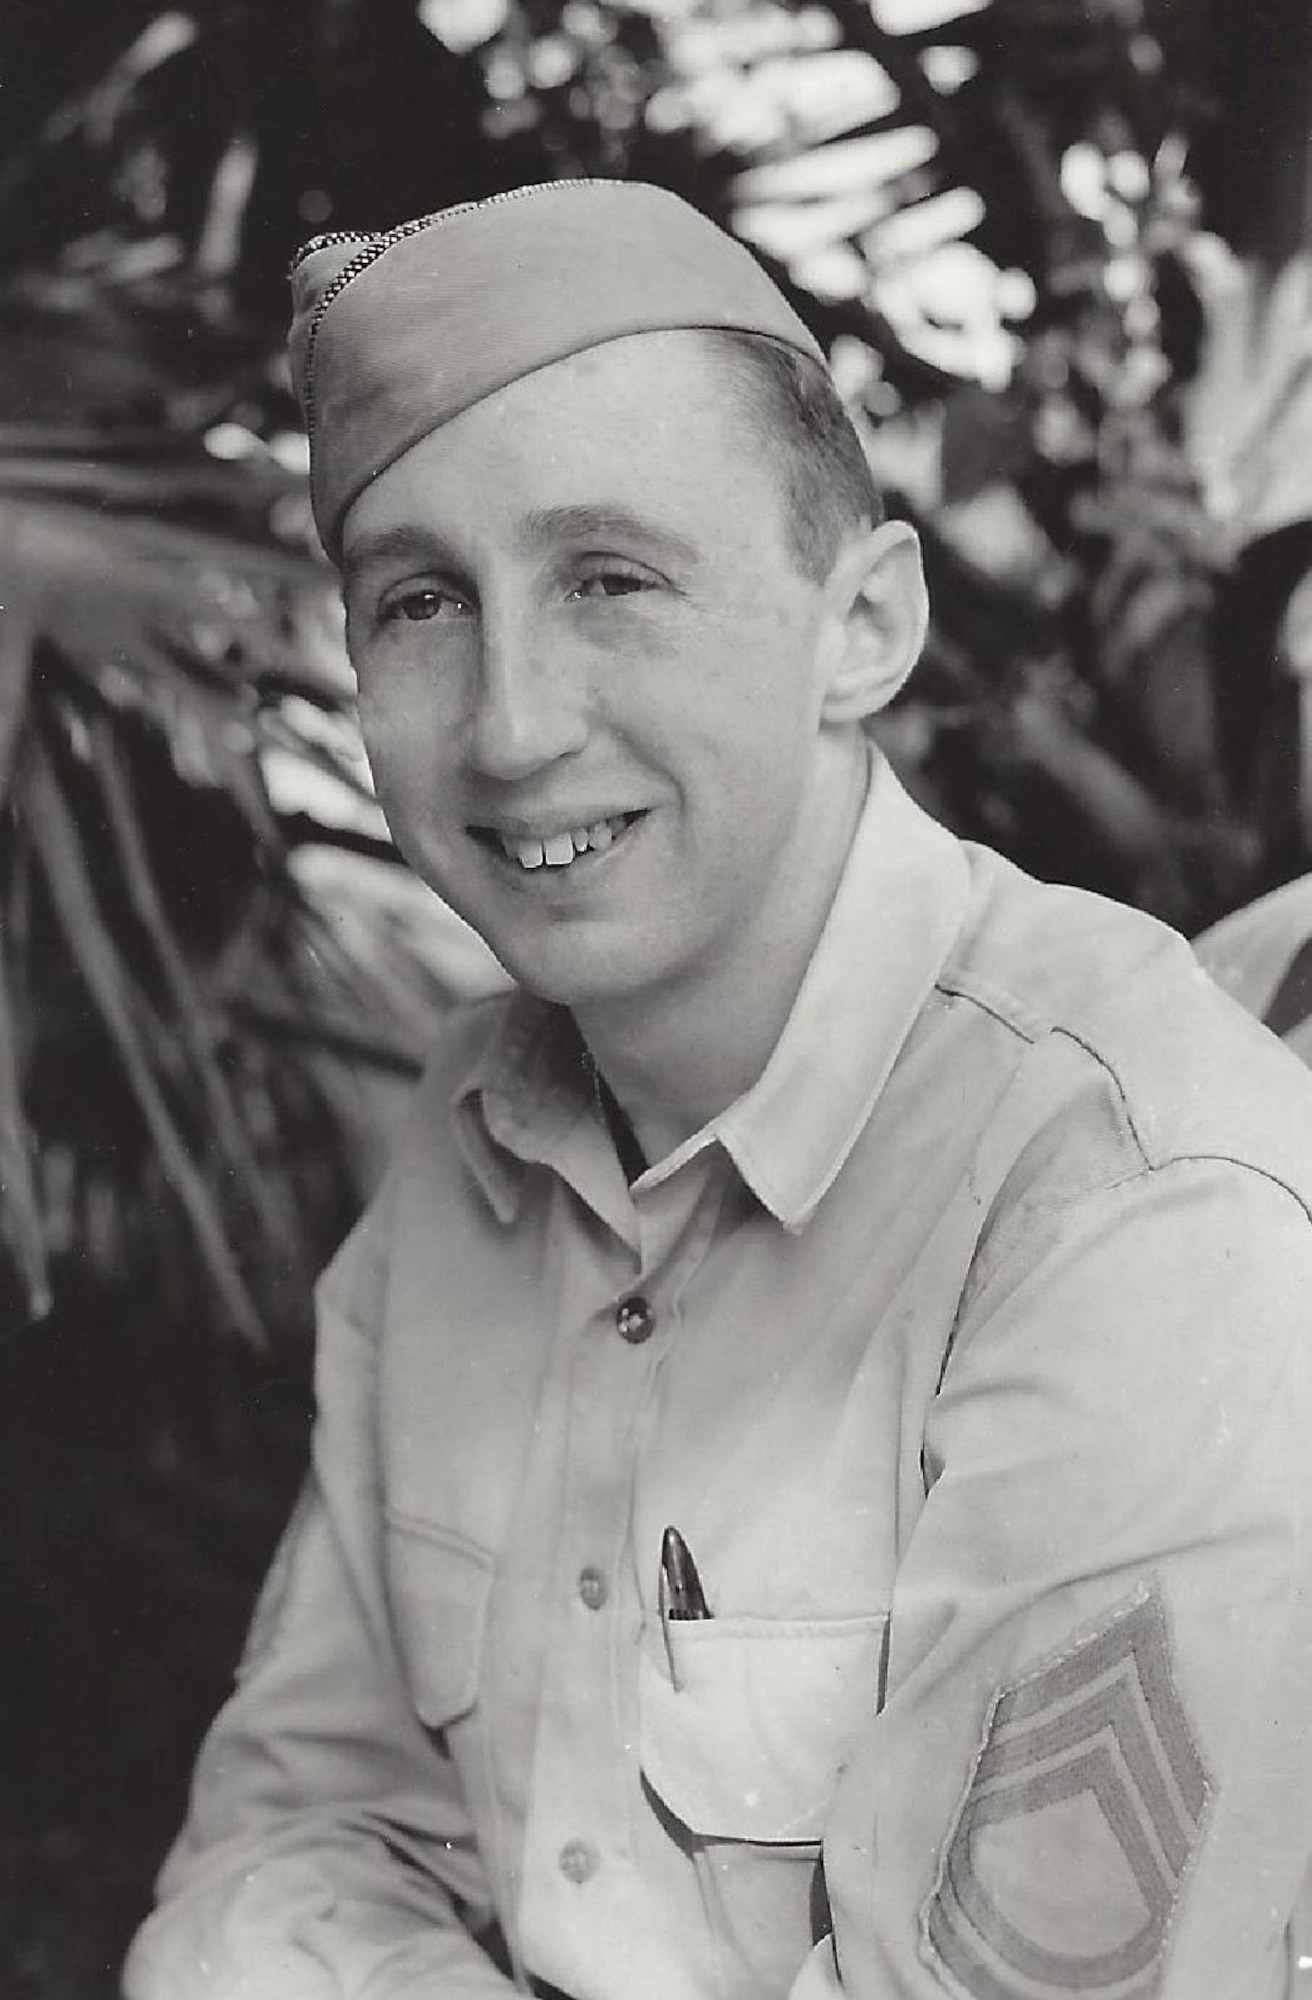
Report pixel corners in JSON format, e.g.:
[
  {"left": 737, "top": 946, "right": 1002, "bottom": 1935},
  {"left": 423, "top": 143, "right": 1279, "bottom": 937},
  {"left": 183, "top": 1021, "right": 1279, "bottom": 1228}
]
[{"left": 288, "top": 179, "right": 825, "bottom": 564}]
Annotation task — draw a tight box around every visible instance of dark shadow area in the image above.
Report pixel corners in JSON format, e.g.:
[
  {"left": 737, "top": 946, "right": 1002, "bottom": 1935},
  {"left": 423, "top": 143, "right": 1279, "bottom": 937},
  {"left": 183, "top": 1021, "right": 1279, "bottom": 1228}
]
[{"left": 0, "top": 1300, "right": 312, "bottom": 1998}]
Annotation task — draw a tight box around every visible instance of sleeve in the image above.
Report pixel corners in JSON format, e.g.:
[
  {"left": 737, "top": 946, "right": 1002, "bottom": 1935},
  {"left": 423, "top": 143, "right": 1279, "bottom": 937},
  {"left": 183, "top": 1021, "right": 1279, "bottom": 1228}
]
[
  {"left": 795, "top": 1157, "right": 1312, "bottom": 2000},
  {"left": 122, "top": 1179, "right": 516, "bottom": 2000}
]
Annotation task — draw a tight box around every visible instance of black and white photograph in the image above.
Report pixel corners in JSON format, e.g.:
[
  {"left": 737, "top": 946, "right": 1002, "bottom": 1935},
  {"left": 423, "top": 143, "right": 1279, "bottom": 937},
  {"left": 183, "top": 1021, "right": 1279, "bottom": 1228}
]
[{"left": 1, "top": 4, "right": 1311, "bottom": 1996}]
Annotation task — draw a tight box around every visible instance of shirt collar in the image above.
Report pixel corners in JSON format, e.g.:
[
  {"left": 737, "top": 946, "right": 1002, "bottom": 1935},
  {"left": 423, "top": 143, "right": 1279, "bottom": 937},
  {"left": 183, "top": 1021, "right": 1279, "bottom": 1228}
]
[
  {"left": 713, "top": 749, "right": 970, "bottom": 1229},
  {"left": 452, "top": 995, "right": 602, "bottom": 1226},
  {"left": 452, "top": 749, "right": 970, "bottom": 1233}
]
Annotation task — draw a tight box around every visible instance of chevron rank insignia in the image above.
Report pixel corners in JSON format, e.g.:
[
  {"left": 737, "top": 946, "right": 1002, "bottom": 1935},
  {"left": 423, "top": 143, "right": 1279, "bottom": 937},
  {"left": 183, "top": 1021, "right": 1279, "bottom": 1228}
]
[{"left": 923, "top": 1587, "right": 1211, "bottom": 1998}]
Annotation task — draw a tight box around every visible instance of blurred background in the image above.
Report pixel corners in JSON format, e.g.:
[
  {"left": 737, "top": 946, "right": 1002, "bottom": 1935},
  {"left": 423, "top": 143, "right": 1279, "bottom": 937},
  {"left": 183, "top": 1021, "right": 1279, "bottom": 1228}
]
[{"left": 1, "top": 1, "right": 1310, "bottom": 1990}]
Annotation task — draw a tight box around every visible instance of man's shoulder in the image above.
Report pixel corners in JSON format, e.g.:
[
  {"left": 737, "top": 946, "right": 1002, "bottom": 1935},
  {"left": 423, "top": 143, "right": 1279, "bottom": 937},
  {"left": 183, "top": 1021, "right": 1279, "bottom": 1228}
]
[{"left": 939, "top": 845, "right": 1312, "bottom": 1219}]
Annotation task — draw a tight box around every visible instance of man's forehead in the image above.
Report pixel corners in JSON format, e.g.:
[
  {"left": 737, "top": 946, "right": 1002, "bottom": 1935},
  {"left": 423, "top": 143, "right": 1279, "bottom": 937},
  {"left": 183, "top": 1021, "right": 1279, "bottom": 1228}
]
[{"left": 340, "top": 334, "right": 749, "bottom": 574}]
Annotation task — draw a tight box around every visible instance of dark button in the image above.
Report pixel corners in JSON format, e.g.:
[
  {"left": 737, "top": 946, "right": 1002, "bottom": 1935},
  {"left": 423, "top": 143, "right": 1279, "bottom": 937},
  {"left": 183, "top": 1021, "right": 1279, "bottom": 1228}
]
[
  {"left": 577, "top": 1566, "right": 608, "bottom": 1611},
  {"left": 558, "top": 1839, "right": 597, "bottom": 1884},
  {"left": 615, "top": 1294, "right": 655, "bottom": 1343}
]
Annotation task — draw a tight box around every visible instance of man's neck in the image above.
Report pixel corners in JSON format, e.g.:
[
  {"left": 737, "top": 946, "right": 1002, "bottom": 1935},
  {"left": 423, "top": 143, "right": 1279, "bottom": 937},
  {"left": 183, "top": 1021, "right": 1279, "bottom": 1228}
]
[{"left": 572, "top": 740, "right": 871, "bottom": 1168}]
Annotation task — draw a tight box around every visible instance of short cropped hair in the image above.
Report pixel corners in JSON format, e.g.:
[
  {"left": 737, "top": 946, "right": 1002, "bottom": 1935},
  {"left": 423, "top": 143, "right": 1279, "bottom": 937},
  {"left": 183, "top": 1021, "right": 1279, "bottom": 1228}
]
[{"left": 700, "top": 329, "right": 883, "bottom": 581}]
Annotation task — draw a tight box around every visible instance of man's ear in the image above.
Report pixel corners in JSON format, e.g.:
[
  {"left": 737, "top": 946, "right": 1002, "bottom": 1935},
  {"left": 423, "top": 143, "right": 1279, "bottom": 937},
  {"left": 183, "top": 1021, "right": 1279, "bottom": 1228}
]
[{"left": 818, "top": 520, "right": 928, "bottom": 725}]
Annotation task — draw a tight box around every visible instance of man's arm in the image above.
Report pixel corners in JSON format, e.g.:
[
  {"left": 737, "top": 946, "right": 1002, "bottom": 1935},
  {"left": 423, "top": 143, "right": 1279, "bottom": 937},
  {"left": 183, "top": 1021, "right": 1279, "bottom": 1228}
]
[
  {"left": 795, "top": 1158, "right": 1312, "bottom": 1999},
  {"left": 123, "top": 1200, "right": 517, "bottom": 2000}
]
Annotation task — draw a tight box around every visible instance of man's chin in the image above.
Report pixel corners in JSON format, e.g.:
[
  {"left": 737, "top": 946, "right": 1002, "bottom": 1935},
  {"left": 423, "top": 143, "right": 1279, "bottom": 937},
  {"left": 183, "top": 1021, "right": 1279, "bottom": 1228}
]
[
  {"left": 499, "top": 951, "right": 643, "bottom": 1010},
  {"left": 480, "top": 923, "right": 666, "bottom": 1011}
]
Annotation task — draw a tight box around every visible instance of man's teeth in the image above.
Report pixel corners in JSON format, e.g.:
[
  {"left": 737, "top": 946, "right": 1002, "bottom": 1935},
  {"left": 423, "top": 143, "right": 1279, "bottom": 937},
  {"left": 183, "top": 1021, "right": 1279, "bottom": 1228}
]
[{"left": 500, "top": 816, "right": 628, "bottom": 869}]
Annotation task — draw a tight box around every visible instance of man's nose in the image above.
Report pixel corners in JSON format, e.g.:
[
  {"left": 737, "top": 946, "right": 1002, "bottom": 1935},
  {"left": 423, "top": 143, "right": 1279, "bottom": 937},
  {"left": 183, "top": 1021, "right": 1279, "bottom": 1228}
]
[{"left": 463, "top": 607, "right": 589, "bottom": 781}]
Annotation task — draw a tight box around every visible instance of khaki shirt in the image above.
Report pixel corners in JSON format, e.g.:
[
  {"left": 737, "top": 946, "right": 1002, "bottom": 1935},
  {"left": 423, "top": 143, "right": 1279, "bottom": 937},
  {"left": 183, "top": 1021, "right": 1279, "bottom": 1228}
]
[{"left": 126, "top": 758, "right": 1312, "bottom": 2000}]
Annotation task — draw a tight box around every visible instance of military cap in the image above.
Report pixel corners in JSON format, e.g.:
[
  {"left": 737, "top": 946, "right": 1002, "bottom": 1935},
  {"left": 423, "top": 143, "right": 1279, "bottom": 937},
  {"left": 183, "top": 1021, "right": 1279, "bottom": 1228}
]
[{"left": 288, "top": 179, "right": 824, "bottom": 563}]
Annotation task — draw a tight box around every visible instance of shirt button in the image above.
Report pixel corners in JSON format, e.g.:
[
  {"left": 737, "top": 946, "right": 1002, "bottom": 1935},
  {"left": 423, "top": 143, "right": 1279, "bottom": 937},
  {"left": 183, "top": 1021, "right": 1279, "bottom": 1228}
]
[
  {"left": 578, "top": 1566, "right": 608, "bottom": 1611},
  {"left": 615, "top": 1294, "right": 655, "bottom": 1343},
  {"left": 558, "top": 1839, "right": 597, "bottom": 1885}
]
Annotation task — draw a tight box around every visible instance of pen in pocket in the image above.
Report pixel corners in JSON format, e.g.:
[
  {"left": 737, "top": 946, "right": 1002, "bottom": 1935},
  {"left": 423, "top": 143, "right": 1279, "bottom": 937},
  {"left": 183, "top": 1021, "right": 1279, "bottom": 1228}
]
[
  {"left": 660, "top": 1525, "right": 711, "bottom": 1620},
  {"left": 659, "top": 1526, "right": 710, "bottom": 1690}
]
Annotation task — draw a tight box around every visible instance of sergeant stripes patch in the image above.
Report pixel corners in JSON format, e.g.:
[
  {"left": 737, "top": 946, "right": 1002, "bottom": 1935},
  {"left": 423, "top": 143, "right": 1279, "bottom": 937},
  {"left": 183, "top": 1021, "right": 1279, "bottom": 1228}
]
[{"left": 922, "top": 1586, "right": 1210, "bottom": 1999}]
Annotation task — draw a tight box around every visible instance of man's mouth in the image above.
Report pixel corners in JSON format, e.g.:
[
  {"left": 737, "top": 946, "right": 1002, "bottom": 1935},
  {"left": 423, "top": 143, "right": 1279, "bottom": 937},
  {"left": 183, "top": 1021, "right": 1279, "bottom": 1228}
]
[{"left": 471, "top": 811, "right": 643, "bottom": 872}]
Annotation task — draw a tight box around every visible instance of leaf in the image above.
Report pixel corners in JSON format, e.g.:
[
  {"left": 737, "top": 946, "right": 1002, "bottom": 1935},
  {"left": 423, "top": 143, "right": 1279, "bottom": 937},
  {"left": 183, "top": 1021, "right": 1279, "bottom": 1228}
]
[
  {"left": 20, "top": 732, "right": 269, "bottom": 1350},
  {"left": 0, "top": 528, "right": 49, "bottom": 1317},
  {"left": 0, "top": 553, "right": 36, "bottom": 807},
  {"left": 1004, "top": 679, "right": 1198, "bottom": 922},
  {"left": 85, "top": 715, "right": 276, "bottom": 1211},
  {"left": 0, "top": 12, "right": 200, "bottom": 216},
  {"left": 1010, "top": 682, "right": 1172, "bottom": 862},
  {"left": 0, "top": 943, "right": 51, "bottom": 1323},
  {"left": 228, "top": 997, "right": 424, "bottom": 1079},
  {"left": 5, "top": 495, "right": 328, "bottom": 595}
]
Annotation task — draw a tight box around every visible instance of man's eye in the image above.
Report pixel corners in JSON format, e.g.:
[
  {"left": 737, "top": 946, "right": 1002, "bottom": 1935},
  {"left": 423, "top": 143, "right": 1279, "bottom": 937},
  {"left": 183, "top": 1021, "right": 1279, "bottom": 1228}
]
[
  {"left": 569, "top": 568, "right": 652, "bottom": 601},
  {"left": 381, "top": 586, "right": 469, "bottom": 623}
]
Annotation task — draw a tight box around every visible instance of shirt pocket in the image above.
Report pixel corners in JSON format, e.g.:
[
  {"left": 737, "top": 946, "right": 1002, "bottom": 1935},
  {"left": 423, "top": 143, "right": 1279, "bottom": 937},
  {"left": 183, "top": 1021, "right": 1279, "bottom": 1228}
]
[
  {"left": 384, "top": 1511, "right": 495, "bottom": 1728},
  {"left": 638, "top": 1611, "right": 886, "bottom": 2000},
  {"left": 638, "top": 1611, "right": 886, "bottom": 1843}
]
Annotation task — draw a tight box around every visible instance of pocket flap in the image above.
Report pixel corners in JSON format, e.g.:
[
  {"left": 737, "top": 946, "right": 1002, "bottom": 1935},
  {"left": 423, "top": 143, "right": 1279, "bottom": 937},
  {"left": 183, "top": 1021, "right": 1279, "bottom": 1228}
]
[
  {"left": 385, "top": 1514, "right": 494, "bottom": 1727},
  {"left": 638, "top": 1612, "right": 884, "bottom": 1843}
]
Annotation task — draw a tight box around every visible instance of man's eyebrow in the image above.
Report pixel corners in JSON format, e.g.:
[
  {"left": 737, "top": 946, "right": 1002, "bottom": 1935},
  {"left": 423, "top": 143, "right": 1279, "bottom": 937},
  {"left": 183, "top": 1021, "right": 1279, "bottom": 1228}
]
[
  {"left": 341, "top": 524, "right": 458, "bottom": 586},
  {"left": 520, "top": 503, "right": 699, "bottom": 567}
]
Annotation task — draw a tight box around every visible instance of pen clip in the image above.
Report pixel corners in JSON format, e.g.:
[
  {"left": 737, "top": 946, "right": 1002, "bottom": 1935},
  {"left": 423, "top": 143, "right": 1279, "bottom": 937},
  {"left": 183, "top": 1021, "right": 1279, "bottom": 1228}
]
[{"left": 658, "top": 1542, "right": 682, "bottom": 1693}]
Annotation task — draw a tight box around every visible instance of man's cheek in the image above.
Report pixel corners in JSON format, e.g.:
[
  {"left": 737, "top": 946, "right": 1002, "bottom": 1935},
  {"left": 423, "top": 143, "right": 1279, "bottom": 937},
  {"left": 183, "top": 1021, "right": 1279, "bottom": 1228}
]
[{"left": 357, "top": 702, "right": 424, "bottom": 796}]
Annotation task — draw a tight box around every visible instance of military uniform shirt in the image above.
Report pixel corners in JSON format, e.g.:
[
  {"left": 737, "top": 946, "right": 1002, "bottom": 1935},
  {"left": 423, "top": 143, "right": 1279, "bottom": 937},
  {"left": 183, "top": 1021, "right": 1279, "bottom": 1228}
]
[{"left": 125, "top": 753, "right": 1312, "bottom": 2000}]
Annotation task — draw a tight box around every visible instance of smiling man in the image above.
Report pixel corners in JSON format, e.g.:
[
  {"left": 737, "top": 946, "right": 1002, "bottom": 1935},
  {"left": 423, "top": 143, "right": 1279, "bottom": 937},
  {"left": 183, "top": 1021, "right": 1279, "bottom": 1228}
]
[
  {"left": 338, "top": 317, "right": 917, "bottom": 1160},
  {"left": 125, "top": 182, "right": 1312, "bottom": 2000}
]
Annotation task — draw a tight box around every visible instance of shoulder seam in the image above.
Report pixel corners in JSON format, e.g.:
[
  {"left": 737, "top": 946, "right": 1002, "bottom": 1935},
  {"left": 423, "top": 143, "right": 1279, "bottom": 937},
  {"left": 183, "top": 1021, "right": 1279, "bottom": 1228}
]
[
  {"left": 935, "top": 976, "right": 1154, "bottom": 1167},
  {"left": 1050, "top": 1027, "right": 1312, "bottom": 1225},
  {"left": 1144, "top": 1149, "right": 1312, "bottom": 1229},
  {"left": 933, "top": 973, "right": 1043, "bottom": 1045},
  {"left": 935, "top": 980, "right": 1312, "bottom": 1225},
  {"left": 1005, "top": 1143, "right": 1312, "bottom": 1234}
]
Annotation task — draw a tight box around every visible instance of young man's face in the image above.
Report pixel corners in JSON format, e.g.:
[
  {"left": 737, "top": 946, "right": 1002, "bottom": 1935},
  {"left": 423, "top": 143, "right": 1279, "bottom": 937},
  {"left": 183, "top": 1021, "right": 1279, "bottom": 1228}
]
[{"left": 340, "top": 329, "right": 864, "bottom": 1016}]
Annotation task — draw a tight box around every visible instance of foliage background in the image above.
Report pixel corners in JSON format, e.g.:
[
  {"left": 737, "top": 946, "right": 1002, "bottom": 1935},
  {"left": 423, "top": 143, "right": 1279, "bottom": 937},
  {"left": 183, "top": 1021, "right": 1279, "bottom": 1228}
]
[{"left": 0, "top": 2, "right": 1310, "bottom": 1991}]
